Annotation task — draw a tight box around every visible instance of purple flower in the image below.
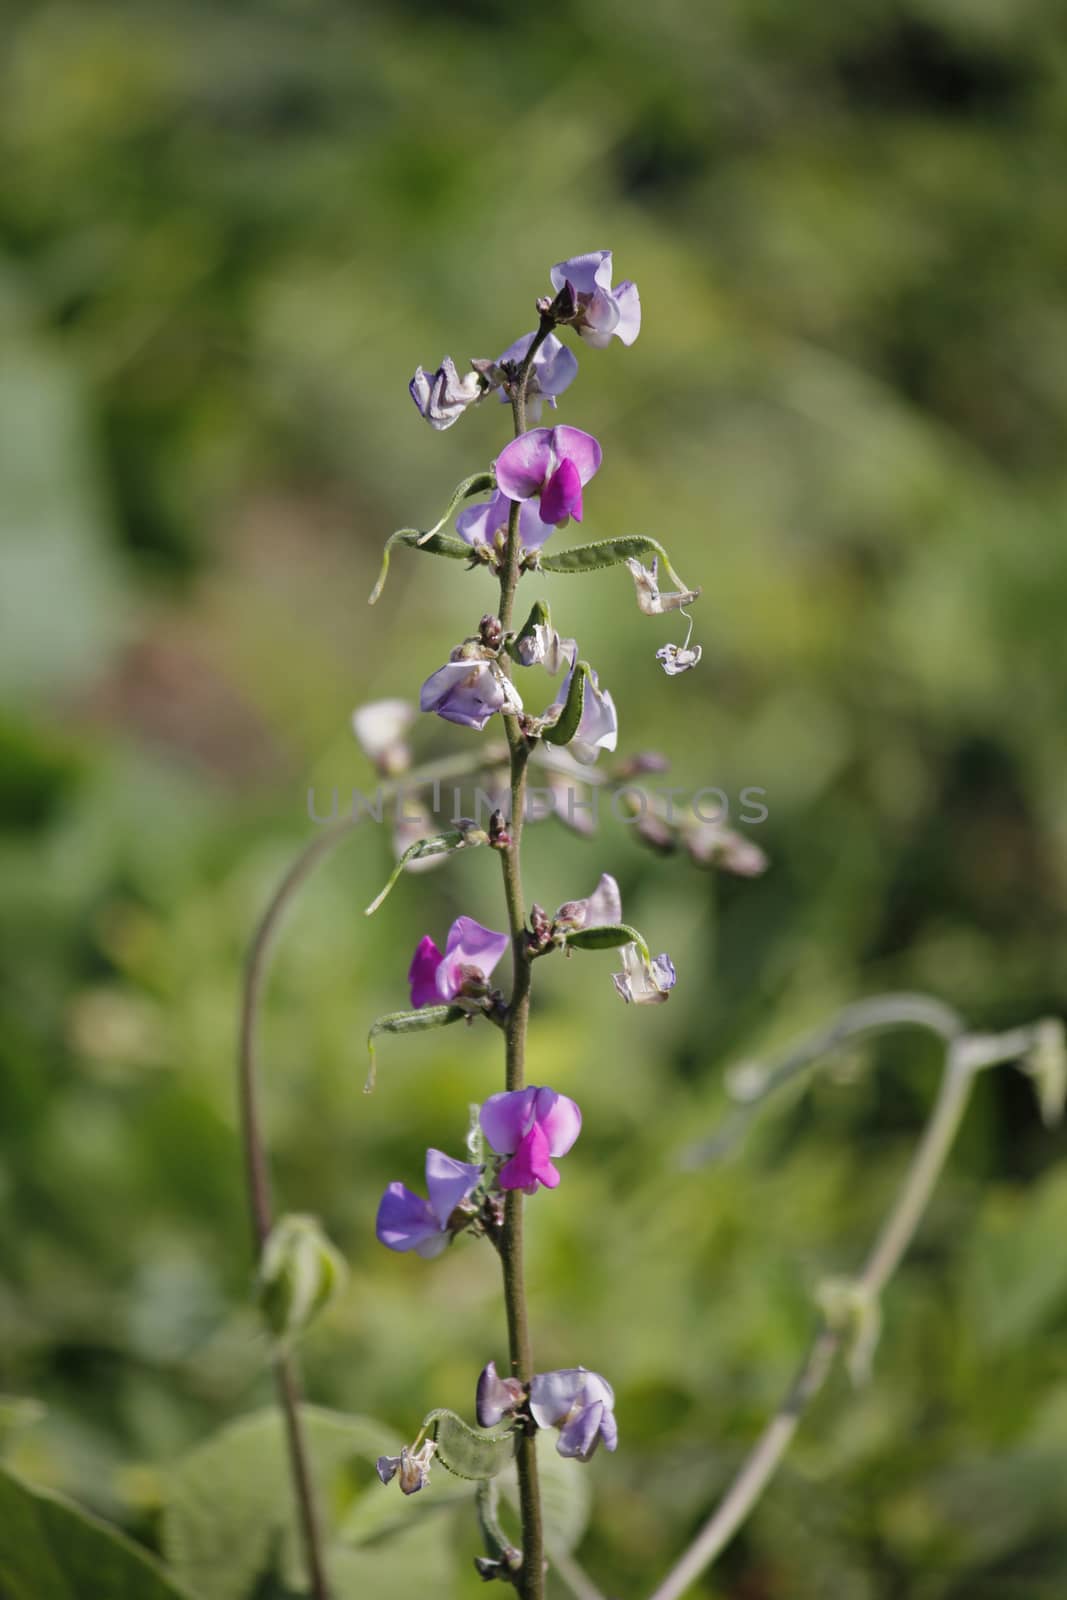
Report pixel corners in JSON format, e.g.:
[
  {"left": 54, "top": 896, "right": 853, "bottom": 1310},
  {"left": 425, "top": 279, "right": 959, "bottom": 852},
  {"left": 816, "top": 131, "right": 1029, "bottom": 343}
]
[
  {"left": 455, "top": 491, "right": 557, "bottom": 553},
  {"left": 529, "top": 1368, "right": 618, "bottom": 1461},
  {"left": 409, "top": 357, "right": 485, "bottom": 430},
  {"left": 495, "top": 425, "right": 602, "bottom": 529},
  {"left": 375, "top": 1147, "right": 483, "bottom": 1258},
  {"left": 408, "top": 916, "right": 510, "bottom": 1008},
  {"left": 554, "top": 873, "right": 622, "bottom": 931},
  {"left": 495, "top": 330, "right": 578, "bottom": 422},
  {"left": 376, "top": 1439, "right": 437, "bottom": 1493},
  {"left": 550, "top": 252, "right": 640, "bottom": 349},
  {"left": 476, "top": 1360, "right": 526, "bottom": 1427},
  {"left": 420, "top": 656, "right": 522, "bottom": 731},
  {"left": 480, "top": 1085, "right": 582, "bottom": 1193},
  {"left": 612, "top": 943, "right": 676, "bottom": 1005}
]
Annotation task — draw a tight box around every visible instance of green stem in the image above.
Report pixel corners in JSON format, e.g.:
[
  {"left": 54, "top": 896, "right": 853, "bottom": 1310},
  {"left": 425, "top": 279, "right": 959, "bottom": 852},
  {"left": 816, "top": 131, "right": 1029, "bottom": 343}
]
[
  {"left": 646, "top": 1020, "right": 1046, "bottom": 1600},
  {"left": 495, "top": 313, "right": 553, "bottom": 1600}
]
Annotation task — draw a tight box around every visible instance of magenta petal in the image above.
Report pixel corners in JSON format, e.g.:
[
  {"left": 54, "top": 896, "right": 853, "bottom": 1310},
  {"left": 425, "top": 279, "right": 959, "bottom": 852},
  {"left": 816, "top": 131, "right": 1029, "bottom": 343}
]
[
  {"left": 540, "top": 458, "right": 583, "bottom": 526},
  {"left": 495, "top": 429, "right": 554, "bottom": 501},
  {"left": 425, "top": 1147, "right": 482, "bottom": 1228},
  {"left": 375, "top": 1183, "right": 442, "bottom": 1252},
  {"left": 408, "top": 936, "right": 443, "bottom": 1008},
  {"left": 551, "top": 426, "right": 602, "bottom": 486},
  {"left": 499, "top": 1123, "right": 560, "bottom": 1191},
  {"left": 480, "top": 1087, "right": 536, "bottom": 1156},
  {"left": 532, "top": 1088, "right": 582, "bottom": 1157}
]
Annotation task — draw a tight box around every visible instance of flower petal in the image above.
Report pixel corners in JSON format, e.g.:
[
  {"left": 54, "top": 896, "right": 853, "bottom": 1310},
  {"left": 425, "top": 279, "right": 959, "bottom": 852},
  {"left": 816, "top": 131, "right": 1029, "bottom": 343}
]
[
  {"left": 532, "top": 1088, "right": 582, "bottom": 1157},
  {"left": 495, "top": 429, "right": 555, "bottom": 502},
  {"left": 375, "top": 1182, "right": 442, "bottom": 1253},
  {"left": 438, "top": 917, "right": 510, "bottom": 999},
  {"left": 425, "top": 1147, "right": 482, "bottom": 1228},
  {"left": 408, "top": 935, "right": 443, "bottom": 1008},
  {"left": 539, "top": 457, "right": 583, "bottom": 527},
  {"left": 550, "top": 251, "right": 614, "bottom": 297},
  {"left": 420, "top": 659, "right": 508, "bottom": 731},
  {"left": 499, "top": 1122, "right": 561, "bottom": 1191},
  {"left": 480, "top": 1087, "right": 537, "bottom": 1156},
  {"left": 476, "top": 1360, "right": 525, "bottom": 1427},
  {"left": 550, "top": 426, "right": 602, "bottom": 487},
  {"left": 613, "top": 280, "right": 641, "bottom": 345},
  {"left": 455, "top": 491, "right": 509, "bottom": 548},
  {"left": 557, "top": 1400, "right": 604, "bottom": 1461},
  {"left": 529, "top": 1369, "right": 585, "bottom": 1428}
]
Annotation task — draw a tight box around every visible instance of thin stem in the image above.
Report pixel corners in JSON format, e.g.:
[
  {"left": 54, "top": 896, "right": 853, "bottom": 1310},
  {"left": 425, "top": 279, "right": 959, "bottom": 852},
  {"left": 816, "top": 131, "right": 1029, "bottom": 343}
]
[
  {"left": 682, "top": 992, "right": 965, "bottom": 1169},
  {"left": 493, "top": 314, "right": 553, "bottom": 1600},
  {"left": 647, "top": 1020, "right": 1040, "bottom": 1600}
]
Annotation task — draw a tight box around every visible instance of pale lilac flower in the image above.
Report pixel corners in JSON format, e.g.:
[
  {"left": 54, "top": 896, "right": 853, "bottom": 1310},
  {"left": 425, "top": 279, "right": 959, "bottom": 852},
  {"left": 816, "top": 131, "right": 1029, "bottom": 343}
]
[
  {"left": 529, "top": 1368, "right": 618, "bottom": 1461},
  {"left": 517, "top": 623, "right": 575, "bottom": 674},
  {"left": 495, "top": 426, "right": 602, "bottom": 529},
  {"left": 420, "top": 656, "right": 522, "bottom": 731},
  {"left": 408, "top": 915, "right": 510, "bottom": 1008},
  {"left": 612, "top": 943, "right": 676, "bottom": 1005},
  {"left": 547, "top": 657, "right": 618, "bottom": 765},
  {"left": 657, "top": 640, "right": 702, "bottom": 676},
  {"left": 550, "top": 252, "right": 641, "bottom": 349},
  {"left": 409, "top": 357, "right": 485, "bottom": 430},
  {"left": 494, "top": 330, "right": 578, "bottom": 422},
  {"left": 376, "top": 1439, "right": 437, "bottom": 1493},
  {"left": 456, "top": 491, "right": 557, "bottom": 553},
  {"left": 375, "top": 1148, "right": 483, "bottom": 1258},
  {"left": 480, "top": 1085, "right": 582, "bottom": 1193},
  {"left": 554, "top": 873, "right": 622, "bottom": 931},
  {"left": 352, "top": 698, "right": 416, "bottom": 777},
  {"left": 625, "top": 558, "right": 700, "bottom": 616},
  {"left": 476, "top": 1360, "right": 526, "bottom": 1427},
  {"left": 685, "top": 824, "right": 768, "bottom": 877}
]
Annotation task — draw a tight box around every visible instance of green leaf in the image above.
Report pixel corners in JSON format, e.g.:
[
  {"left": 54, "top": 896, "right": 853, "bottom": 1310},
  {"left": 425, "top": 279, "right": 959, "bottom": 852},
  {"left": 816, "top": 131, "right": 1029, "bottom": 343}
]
[
  {"left": 564, "top": 922, "right": 651, "bottom": 962},
  {"left": 542, "top": 660, "right": 589, "bottom": 748},
  {"left": 365, "top": 1005, "right": 467, "bottom": 1092},
  {"left": 420, "top": 1409, "right": 516, "bottom": 1482},
  {"left": 365, "top": 828, "right": 485, "bottom": 916},
  {"left": 368, "top": 470, "right": 495, "bottom": 604},
  {"left": 0, "top": 1464, "right": 193, "bottom": 1600},
  {"left": 538, "top": 533, "right": 691, "bottom": 593},
  {"left": 163, "top": 1406, "right": 401, "bottom": 1600}
]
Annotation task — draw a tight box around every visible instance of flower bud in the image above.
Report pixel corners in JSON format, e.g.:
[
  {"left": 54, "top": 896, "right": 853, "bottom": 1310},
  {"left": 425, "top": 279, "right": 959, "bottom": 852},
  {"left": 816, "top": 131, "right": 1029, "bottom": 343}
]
[
  {"left": 257, "top": 1214, "right": 346, "bottom": 1342},
  {"left": 479, "top": 614, "right": 504, "bottom": 651},
  {"left": 476, "top": 1360, "right": 526, "bottom": 1427}
]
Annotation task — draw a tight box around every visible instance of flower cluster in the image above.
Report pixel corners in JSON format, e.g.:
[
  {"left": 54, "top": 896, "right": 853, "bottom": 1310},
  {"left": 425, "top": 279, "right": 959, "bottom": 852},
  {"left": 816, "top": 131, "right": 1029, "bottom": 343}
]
[{"left": 372, "top": 252, "right": 701, "bottom": 1527}]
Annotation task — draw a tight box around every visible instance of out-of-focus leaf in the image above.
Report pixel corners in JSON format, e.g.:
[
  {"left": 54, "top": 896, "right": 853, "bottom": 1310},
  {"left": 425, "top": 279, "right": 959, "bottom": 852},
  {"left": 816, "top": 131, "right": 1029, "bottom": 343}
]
[
  {"left": 500, "top": 1432, "right": 592, "bottom": 1556},
  {"left": 0, "top": 1464, "right": 193, "bottom": 1600},
  {"left": 163, "top": 1406, "right": 400, "bottom": 1600}
]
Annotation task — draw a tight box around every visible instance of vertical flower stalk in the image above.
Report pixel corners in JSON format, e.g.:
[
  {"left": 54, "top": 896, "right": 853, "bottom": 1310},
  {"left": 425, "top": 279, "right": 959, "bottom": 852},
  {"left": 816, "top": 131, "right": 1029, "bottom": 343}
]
[{"left": 494, "top": 317, "right": 556, "bottom": 1599}]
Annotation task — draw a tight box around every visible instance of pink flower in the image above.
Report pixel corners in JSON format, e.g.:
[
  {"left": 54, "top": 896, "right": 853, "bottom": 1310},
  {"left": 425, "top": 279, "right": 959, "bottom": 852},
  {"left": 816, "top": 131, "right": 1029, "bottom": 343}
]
[
  {"left": 480, "top": 1086, "right": 582, "bottom": 1193},
  {"left": 408, "top": 916, "right": 510, "bottom": 1008},
  {"left": 495, "top": 425, "right": 602, "bottom": 529}
]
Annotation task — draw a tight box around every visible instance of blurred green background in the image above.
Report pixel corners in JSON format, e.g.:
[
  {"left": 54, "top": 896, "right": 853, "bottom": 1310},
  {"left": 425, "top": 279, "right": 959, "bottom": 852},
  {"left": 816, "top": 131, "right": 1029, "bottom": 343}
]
[{"left": 3, "top": 0, "right": 1067, "bottom": 1595}]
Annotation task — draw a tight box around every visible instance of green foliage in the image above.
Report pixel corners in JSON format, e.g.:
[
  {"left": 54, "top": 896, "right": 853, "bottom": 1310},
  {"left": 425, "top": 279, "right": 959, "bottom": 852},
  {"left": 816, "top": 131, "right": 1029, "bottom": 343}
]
[
  {"left": 4, "top": 0, "right": 1067, "bottom": 1594},
  {"left": 420, "top": 1408, "right": 516, "bottom": 1482},
  {"left": 0, "top": 1466, "right": 192, "bottom": 1600}
]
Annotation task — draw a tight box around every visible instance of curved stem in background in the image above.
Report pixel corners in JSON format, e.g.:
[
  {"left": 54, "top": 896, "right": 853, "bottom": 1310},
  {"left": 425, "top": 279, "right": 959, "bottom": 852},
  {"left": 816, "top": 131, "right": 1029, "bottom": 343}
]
[
  {"left": 682, "top": 992, "right": 965, "bottom": 1168},
  {"left": 237, "top": 742, "right": 517, "bottom": 1600},
  {"left": 647, "top": 1018, "right": 1047, "bottom": 1600}
]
